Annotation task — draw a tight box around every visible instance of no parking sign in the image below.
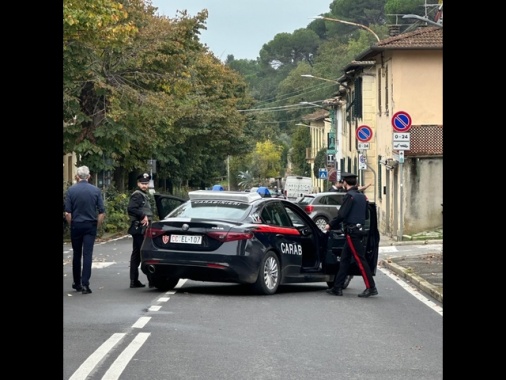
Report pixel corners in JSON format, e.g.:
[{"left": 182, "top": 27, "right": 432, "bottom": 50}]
[
  {"left": 391, "top": 111, "right": 412, "bottom": 132},
  {"left": 356, "top": 125, "right": 373, "bottom": 142}
]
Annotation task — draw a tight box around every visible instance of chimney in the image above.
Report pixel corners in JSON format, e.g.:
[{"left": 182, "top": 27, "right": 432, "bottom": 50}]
[{"left": 388, "top": 25, "right": 401, "bottom": 36}]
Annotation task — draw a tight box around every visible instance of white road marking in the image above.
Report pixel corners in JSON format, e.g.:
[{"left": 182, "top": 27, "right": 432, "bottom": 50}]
[
  {"left": 148, "top": 305, "right": 162, "bottom": 311},
  {"left": 158, "top": 297, "right": 170, "bottom": 302},
  {"left": 379, "top": 267, "right": 443, "bottom": 316},
  {"left": 379, "top": 246, "right": 398, "bottom": 253},
  {"left": 92, "top": 262, "right": 115, "bottom": 268},
  {"left": 68, "top": 333, "right": 125, "bottom": 380},
  {"left": 63, "top": 261, "right": 116, "bottom": 268},
  {"left": 173, "top": 279, "right": 187, "bottom": 289},
  {"left": 132, "top": 317, "right": 151, "bottom": 329},
  {"left": 101, "top": 332, "right": 151, "bottom": 380}
]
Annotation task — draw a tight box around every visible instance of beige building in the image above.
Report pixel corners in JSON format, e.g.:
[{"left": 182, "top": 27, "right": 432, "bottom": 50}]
[
  {"left": 302, "top": 109, "right": 329, "bottom": 192},
  {"left": 336, "top": 26, "right": 443, "bottom": 238}
]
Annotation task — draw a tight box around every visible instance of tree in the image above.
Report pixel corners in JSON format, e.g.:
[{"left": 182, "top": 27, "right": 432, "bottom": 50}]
[
  {"left": 290, "top": 126, "right": 311, "bottom": 176},
  {"left": 252, "top": 140, "right": 283, "bottom": 181}
]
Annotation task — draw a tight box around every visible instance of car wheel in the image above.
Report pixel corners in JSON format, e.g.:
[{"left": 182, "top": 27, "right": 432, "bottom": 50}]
[
  {"left": 314, "top": 216, "right": 328, "bottom": 232},
  {"left": 152, "top": 276, "right": 180, "bottom": 291},
  {"left": 252, "top": 251, "right": 280, "bottom": 295},
  {"left": 342, "top": 275, "right": 353, "bottom": 289}
]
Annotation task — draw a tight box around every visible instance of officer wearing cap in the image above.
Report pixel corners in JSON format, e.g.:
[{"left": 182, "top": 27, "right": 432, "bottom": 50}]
[
  {"left": 324, "top": 172, "right": 378, "bottom": 297},
  {"left": 127, "top": 173, "right": 154, "bottom": 288}
]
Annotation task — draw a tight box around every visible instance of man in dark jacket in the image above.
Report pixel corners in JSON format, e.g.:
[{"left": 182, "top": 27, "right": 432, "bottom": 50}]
[
  {"left": 324, "top": 173, "right": 378, "bottom": 298},
  {"left": 64, "top": 166, "right": 105, "bottom": 294},
  {"left": 127, "top": 173, "right": 154, "bottom": 288}
]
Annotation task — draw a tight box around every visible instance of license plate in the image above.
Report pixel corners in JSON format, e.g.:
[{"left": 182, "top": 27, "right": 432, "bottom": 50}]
[{"left": 169, "top": 234, "right": 202, "bottom": 244}]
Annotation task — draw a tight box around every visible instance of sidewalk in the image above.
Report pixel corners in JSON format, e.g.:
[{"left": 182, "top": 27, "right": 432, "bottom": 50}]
[{"left": 379, "top": 230, "right": 443, "bottom": 303}]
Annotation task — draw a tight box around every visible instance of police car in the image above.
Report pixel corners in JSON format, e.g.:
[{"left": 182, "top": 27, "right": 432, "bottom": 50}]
[{"left": 140, "top": 190, "right": 379, "bottom": 295}]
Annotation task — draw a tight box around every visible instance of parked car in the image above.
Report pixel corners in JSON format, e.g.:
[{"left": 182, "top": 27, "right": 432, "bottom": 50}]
[
  {"left": 140, "top": 190, "right": 379, "bottom": 295},
  {"left": 296, "top": 192, "right": 346, "bottom": 232}
]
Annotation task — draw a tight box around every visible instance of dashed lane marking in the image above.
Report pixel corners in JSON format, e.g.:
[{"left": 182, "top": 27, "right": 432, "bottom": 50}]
[{"left": 68, "top": 333, "right": 125, "bottom": 380}]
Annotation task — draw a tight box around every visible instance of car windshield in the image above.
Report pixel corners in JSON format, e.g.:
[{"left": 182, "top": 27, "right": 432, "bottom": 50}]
[{"left": 166, "top": 200, "right": 250, "bottom": 221}]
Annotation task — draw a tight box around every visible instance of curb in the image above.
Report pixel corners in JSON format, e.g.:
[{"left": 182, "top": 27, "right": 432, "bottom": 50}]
[
  {"left": 379, "top": 238, "right": 442, "bottom": 247},
  {"left": 380, "top": 260, "right": 443, "bottom": 303}
]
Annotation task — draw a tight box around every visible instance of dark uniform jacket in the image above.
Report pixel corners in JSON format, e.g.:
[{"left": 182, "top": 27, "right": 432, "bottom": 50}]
[
  {"left": 328, "top": 187, "right": 367, "bottom": 230},
  {"left": 127, "top": 190, "right": 153, "bottom": 223}
]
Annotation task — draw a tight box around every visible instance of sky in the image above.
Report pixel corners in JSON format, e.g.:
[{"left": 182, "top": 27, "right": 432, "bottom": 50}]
[{"left": 151, "top": 0, "right": 333, "bottom": 61}]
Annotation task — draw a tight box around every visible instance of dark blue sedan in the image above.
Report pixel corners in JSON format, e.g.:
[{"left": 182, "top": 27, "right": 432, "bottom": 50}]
[{"left": 140, "top": 190, "right": 379, "bottom": 295}]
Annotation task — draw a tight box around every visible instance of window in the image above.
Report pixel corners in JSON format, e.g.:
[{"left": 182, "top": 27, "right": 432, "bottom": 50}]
[{"left": 353, "top": 77, "right": 363, "bottom": 119}]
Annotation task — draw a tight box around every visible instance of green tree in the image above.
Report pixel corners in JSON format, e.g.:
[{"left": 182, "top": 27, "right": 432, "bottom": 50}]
[
  {"left": 253, "top": 140, "right": 283, "bottom": 181},
  {"left": 290, "top": 125, "right": 311, "bottom": 176}
]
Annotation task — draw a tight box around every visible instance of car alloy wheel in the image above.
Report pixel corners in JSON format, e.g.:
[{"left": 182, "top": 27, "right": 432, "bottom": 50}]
[{"left": 253, "top": 251, "right": 280, "bottom": 295}]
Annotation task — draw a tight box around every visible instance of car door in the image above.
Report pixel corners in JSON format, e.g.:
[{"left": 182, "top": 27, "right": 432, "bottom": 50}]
[
  {"left": 153, "top": 194, "right": 188, "bottom": 220},
  {"left": 281, "top": 201, "right": 327, "bottom": 272}
]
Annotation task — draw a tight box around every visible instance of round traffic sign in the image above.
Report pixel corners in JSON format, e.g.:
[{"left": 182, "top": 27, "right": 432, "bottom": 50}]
[
  {"left": 356, "top": 125, "right": 373, "bottom": 142},
  {"left": 391, "top": 111, "right": 412, "bottom": 132}
]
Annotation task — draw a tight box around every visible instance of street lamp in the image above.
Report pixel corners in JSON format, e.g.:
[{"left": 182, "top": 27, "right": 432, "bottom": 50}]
[
  {"left": 313, "top": 16, "right": 380, "bottom": 42},
  {"left": 299, "top": 101, "right": 326, "bottom": 109},
  {"left": 301, "top": 74, "right": 339, "bottom": 84},
  {"left": 402, "top": 14, "right": 442, "bottom": 27}
]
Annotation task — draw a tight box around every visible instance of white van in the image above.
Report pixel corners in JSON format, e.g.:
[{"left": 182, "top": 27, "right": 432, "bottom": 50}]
[{"left": 283, "top": 176, "right": 313, "bottom": 201}]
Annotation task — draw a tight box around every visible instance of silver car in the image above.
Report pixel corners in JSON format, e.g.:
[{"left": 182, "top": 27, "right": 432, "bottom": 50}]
[{"left": 296, "top": 192, "right": 346, "bottom": 231}]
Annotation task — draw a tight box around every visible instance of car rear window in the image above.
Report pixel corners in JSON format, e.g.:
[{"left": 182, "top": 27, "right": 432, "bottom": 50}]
[
  {"left": 297, "top": 196, "right": 315, "bottom": 206},
  {"left": 166, "top": 200, "right": 250, "bottom": 221}
]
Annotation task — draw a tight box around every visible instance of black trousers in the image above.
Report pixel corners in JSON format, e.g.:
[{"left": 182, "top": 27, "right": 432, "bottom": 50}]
[
  {"left": 71, "top": 221, "right": 98, "bottom": 287},
  {"left": 333, "top": 233, "right": 375, "bottom": 290},
  {"left": 130, "top": 234, "right": 147, "bottom": 282}
]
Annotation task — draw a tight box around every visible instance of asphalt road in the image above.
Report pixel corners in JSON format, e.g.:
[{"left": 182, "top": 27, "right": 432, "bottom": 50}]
[{"left": 64, "top": 235, "right": 443, "bottom": 379}]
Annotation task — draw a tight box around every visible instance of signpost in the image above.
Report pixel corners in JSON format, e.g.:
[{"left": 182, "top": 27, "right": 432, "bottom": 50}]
[
  {"left": 391, "top": 111, "right": 412, "bottom": 241},
  {"left": 359, "top": 154, "right": 367, "bottom": 170}
]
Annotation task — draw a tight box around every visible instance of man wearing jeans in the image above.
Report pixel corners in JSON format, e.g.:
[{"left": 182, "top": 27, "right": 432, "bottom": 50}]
[{"left": 64, "top": 166, "right": 106, "bottom": 294}]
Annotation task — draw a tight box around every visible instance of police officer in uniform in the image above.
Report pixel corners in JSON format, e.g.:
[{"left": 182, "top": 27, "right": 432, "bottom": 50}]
[
  {"left": 324, "top": 172, "right": 378, "bottom": 297},
  {"left": 127, "top": 173, "right": 154, "bottom": 288}
]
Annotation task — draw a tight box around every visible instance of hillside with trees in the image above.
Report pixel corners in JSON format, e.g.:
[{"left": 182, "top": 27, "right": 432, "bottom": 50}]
[{"left": 64, "top": 0, "right": 440, "bottom": 194}]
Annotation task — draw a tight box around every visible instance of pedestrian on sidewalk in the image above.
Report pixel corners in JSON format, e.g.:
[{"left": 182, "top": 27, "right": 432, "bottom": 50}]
[
  {"left": 325, "top": 172, "right": 378, "bottom": 298},
  {"left": 64, "top": 165, "right": 106, "bottom": 294},
  {"left": 127, "top": 173, "right": 154, "bottom": 288}
]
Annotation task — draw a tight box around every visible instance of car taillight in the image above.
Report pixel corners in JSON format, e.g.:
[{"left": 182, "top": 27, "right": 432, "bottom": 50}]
[
  {"left": 146, "top": 226, "right": 165, "bottom": 238},
  {"left": 304, "top": 205, "right": 314, "bottom": 214},
  {"left": 207, "top": 231, "right": 253, "bottom": 242}
]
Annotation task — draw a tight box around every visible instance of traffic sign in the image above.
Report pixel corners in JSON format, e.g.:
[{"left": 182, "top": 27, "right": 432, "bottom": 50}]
[
  {"left": 356, "top": 125, "right": 373, "bottom": 142},
  {"left": 358, "top": 142, "right": 370, "bottom": 150},
  {"left": 359, "top": 154, "right": 367, "bottom": 170},
  {"left": 394, "top": 151, "right": 405, "bottom": 163},
  {"left": 391, "top": 111, "right": 412, "bottom": 132},
  {"left": 393, "top": 141, "right": 410, "bottom": 150},
  {"left": 319, "top": 168, "right": 328, "bottom": 179},
  {"left": 392, "top": 132, "right": 410, "bottom": 141}
]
